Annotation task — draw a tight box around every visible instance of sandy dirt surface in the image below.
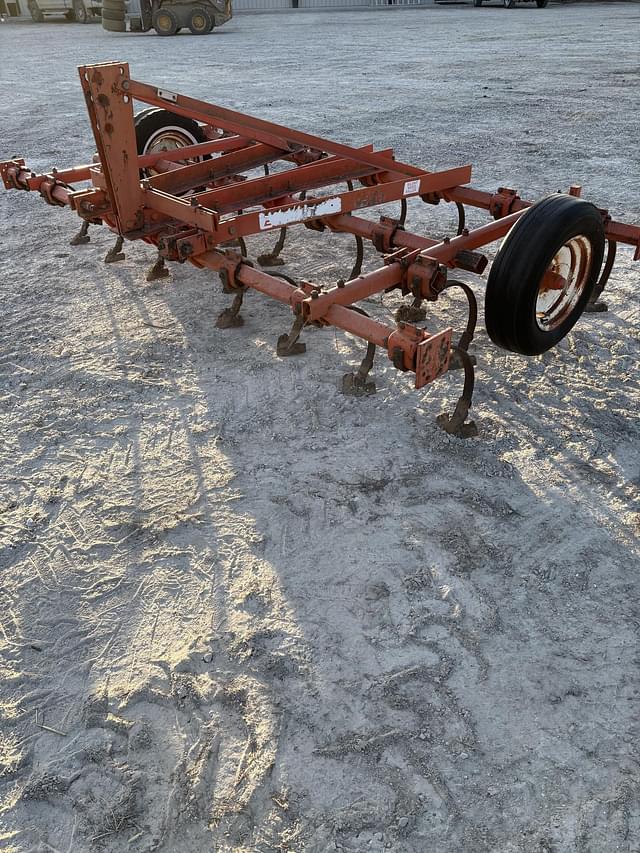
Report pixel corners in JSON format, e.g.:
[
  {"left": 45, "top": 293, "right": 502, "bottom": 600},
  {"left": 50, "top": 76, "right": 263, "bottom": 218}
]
[{"left": 1, "top": 4, "right": 639, "bottom": 852}]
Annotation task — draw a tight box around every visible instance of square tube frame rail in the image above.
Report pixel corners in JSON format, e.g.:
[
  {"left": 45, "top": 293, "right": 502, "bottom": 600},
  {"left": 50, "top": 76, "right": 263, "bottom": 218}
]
[{"left": 2, "top": 61, "right": 639, "bottom": 425}]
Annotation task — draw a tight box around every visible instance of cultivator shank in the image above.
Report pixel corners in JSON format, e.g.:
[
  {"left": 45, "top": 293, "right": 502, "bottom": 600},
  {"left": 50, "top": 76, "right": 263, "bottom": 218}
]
[{"left": 3, "top": 61, "right": 639, "bottom": 435}]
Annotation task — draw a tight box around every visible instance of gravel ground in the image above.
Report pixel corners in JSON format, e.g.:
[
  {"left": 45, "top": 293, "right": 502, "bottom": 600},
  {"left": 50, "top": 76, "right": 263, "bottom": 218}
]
[{"left": 1, "top": 4, "right": 639, "bottom": 853}]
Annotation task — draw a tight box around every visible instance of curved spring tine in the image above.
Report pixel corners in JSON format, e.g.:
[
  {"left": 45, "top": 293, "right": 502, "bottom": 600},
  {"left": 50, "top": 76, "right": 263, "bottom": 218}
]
[
  {"left": 341, "top": 305, "right": 377, "bottom": 395},
  {"left": 395, "top": 296, "right": 426, "bottom": 324},
  {"left": 277, "top": 313, "right": 306, "bottom": 357},
  {"left": 70, "top": 220, "right": 90, "bottom": 246},
  {"left": 399, "top": 198, "right": 408, "bottom": 228},
  {"left": 348, "top": 235, "right": 365, "bottom": 280},
  {"left": 443, "top": 279, "right": 478, "bottom": 352},
  {"left": 587, "top": 239, "right": 616, "bottom": 309},
  {"left": 256, "top": 162, "right": 288, "bottom": 266},
  {"left": 215, "top": 290, "right": 245, "bottom": 329},
  {"left": 258, "top": 225, "right": 287, "bottom": 267},
  {"left": 269, "top": 271, "right": 300, "bottom": 288},
  {"left": 104, "top": 235, "right": 125, "bottom": 264},
  {"left": 271, "top": 272, "right": 306, "bottom": 356},
  {"left": 347, "top": 305, "right": 376, "bottom": 377},
  {"left": 436, "top": 346, "right": 478, "bottom": 438},
  {"left": 344, "top": 180, "right": 365, "bottom": 280},
  {"left": 455, "top": 202, "right": 466, "bottom": 236}
]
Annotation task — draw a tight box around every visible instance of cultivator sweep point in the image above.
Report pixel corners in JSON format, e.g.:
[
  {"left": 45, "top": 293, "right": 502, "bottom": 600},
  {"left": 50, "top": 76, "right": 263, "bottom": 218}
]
[{"left": 2, "top": 62, "right": 639, "bottom": 436}]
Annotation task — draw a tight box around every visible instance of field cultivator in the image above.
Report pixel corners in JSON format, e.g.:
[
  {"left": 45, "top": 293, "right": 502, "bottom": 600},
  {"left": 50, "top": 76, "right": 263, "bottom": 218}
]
[{"left": 2, "top": 62, "right": 639, "bottom": 436}]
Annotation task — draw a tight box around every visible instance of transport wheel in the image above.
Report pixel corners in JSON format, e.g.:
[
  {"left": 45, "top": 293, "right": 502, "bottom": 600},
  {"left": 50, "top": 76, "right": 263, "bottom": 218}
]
[
  {"left": 189, "top": 7, "right": 213, "bottom": 34},
  {"left": 73, "top": 0, "right": 89, "bottom": 23},
  {"left": 28, "top": 0, "right": 44, "bottom": 21},
  {"left": 152, "top": 7, "right": 179, "bottom": 35},
  {"left": 135, "top": 109, "right": 207, "bottom": 177},
  {"left": 484, "top": 194, "right": 605, "bottom": 356}
]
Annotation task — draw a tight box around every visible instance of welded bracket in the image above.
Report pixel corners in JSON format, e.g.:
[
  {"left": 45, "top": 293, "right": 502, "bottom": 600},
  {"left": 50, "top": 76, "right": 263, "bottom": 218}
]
[{"left": 415, "top": 329, "right": 452, "bottom": 389}]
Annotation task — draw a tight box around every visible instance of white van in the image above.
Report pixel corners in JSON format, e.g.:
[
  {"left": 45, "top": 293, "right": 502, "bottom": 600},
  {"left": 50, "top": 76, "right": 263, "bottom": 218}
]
[{"left": 27, "top": 0, "right": 101, "bottom": 22}]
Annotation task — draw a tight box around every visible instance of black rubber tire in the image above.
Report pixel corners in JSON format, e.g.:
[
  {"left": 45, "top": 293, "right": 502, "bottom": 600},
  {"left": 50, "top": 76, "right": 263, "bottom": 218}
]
[
  {"left": 134, "top": 109, "right": 207, "bottom": 175},
  {"left": 73, "top": 0, "right": 89, "bottom": 23},
  {"left": 102, "top": 17, "right": 126, "bottom": 30},
  {"left": 485, "top": 194, "right": 605, "bottom": 356},
  {"left": 101, "top": 8, "right": 126, "bottom": 22},
  {"left": 28, "top": 0, "right": 44, "bottom": 22},
  {"left": 152, "top": 7, "right": 179, "bottom": 35},
  {"left": 189, "top": 7, "right": 213, "bottom": 34}
]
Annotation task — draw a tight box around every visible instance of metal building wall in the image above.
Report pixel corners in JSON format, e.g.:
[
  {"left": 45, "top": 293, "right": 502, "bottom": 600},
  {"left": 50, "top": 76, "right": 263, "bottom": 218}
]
[
  {"left": 232, "top": 0, "right": 429, "bottom": 9},
  {"left": 233, "top": 0, "right": 291, "bottom": 9}
]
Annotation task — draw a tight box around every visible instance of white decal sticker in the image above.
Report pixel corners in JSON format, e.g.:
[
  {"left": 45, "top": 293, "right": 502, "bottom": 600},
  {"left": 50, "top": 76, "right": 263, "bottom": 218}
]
[
  {"left": 403, "top": 179, "right": 421, "bottom": 197},
  {"left": 259, "top": 197, "right": 342, "bottom": 230}
]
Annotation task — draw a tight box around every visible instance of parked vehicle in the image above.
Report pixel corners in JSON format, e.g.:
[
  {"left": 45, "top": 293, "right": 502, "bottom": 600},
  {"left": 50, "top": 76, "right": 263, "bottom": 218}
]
[
  {"left": 102, "top": 0, "right": 232, "bottom": 35},
  {"left": 27, "top": 0, "right": 100, "bottom": 22}
]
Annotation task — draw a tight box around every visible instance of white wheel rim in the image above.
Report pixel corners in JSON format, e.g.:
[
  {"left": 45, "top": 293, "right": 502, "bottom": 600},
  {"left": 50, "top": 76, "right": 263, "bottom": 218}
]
[
  {"left": 536, "top": 236, "right": 593, "bottom": 331},
  {"left": 143, "top": 126, "right": 199, "bottom": 156},
  {"left": 142, "top": 126, "right": 202, "bottom": 177}
]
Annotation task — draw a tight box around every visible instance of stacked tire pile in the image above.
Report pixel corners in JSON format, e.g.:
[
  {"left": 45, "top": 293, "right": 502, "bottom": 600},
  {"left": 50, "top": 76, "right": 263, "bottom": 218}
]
[{"left": 102, "top": 0, "right": 126, "bottom": 31}]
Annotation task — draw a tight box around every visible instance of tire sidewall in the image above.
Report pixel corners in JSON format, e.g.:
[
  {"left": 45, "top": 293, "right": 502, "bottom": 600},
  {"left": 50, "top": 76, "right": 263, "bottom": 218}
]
[
  {"left": 516, "top": 212, "right": 603, "bottom": 354},
  {"left": 189, "top": 7, "right": 213, "bottom": 34},
  {"left": 152, "top": 7, "right": 179, "bottom": 35},
  {"left": 485, "top": 195, "right": 605, "bottom": 356},
  {"left": 134, "top": 109, "right": 208, "bottom": 184}
]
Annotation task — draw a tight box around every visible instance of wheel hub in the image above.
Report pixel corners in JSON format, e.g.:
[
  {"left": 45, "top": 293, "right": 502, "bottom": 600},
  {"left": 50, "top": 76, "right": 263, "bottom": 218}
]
[{"left": 536, "top": 236, "right": 593, "bottom": 331}]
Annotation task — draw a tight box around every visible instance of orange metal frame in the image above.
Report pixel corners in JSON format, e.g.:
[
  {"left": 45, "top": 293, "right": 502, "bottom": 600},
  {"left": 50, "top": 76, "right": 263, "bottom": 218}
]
[{"left": 2, "top": 60, "right": 639, "bottom": 402}]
